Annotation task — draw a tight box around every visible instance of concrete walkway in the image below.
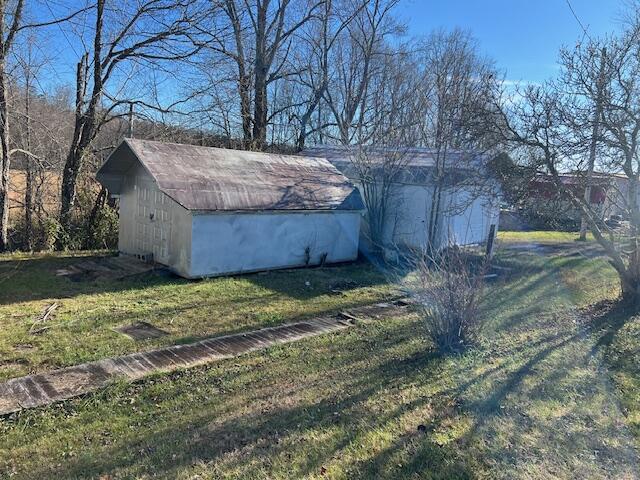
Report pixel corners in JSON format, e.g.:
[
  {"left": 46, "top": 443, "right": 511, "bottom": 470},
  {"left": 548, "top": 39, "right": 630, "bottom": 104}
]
[{"left": 0, "top": 300, "right": 408, "bottom": 415}]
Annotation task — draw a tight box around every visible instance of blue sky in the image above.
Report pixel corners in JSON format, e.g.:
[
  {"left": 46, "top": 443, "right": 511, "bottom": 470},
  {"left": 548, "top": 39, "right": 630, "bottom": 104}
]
[
  {"left": 398, "top": 0, "right": 623, "bottom": 84},
  {"left": 32, "top": 0, "right": 626, "bottom": 112}
]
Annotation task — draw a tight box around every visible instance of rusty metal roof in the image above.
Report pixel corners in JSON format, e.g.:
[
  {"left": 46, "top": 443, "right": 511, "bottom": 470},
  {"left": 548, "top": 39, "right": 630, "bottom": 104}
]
[
  {"left": 96, "top": 139, "right": 364, "bottom": 212},
  {"left": 301, "top": 144, "right": 485, "bottom": 185}
]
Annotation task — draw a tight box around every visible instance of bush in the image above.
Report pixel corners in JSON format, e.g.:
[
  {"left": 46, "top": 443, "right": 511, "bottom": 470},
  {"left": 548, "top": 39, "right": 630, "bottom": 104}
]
[
  {"left": 58, "top": 180, "right": 118, "bottom": 251},
  {"left": 411, "top": 248, "right": 487, "bottom": 354},
  {"left": 9, "top": 216, "right": 61, "bottom": 252},
  {"left": 8, "top": 179, "right": 118, "bottom": 252}
]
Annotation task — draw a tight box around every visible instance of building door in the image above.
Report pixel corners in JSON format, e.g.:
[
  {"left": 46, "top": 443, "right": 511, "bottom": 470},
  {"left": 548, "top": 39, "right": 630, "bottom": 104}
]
[{"left": 152, "top": 191, "right": 172, "bottom": 265}]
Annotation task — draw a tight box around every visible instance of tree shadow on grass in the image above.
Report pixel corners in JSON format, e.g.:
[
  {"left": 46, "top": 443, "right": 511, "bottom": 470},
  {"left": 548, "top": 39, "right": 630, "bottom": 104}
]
[
  {"left": 16, "top": 323, "right": 478, "bottom": 480},
  {"left": 37, "top": 295, "right": 634, "bottom": 479},
  {"left": 447, "top": 298, "right": 640, "bottom": 479},
  {"left": 0, "top": 255, "right": 389, "bottom": 306},
  {"left": 484, "top": 253, "right": 609, "bottom": 333},
  {"left": 7, "top": 247, "right": 633, "bottom": 479},
  {"left": 587, "top": 299, "right": 634, "bottom": 353},
  {"left": 0, "top": 254, "right": 189, "bottom": 305}
]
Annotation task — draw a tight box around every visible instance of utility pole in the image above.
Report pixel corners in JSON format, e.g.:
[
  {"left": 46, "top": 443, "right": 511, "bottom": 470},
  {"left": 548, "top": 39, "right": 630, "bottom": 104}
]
[
  {"left": 580, "top": 47, "right": 607, "bottom": 241},
  {"left": 127, "top": 103, "right": 134, "bottom": 138}
]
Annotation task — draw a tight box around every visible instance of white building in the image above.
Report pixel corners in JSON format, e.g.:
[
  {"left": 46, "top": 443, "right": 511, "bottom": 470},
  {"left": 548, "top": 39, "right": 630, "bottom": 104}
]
[
  {"left": 301, "top": 145, "right": 501, "bottom": 254},
  {"left": 96, "top": 139, "right": 364, "bottom": 278}
]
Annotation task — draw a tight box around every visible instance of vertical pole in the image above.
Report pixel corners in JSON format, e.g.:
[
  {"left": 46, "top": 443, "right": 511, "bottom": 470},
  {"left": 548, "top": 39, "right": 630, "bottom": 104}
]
[
  {"left": 127, "top": 103, "right": 134, "bottom": 138},
  {"left": 485, "top": 224, "right": 496, "bottom": 258}
]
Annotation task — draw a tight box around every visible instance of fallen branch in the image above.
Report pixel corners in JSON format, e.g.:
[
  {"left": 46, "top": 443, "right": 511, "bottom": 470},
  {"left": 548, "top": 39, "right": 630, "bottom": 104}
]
[{"left": 29, "top": 303, "right": 58, "bottom": 333}]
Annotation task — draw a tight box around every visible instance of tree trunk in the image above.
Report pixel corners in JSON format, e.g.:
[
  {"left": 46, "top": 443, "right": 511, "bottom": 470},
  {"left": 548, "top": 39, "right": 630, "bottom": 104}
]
[
  {"left": 579, "top": 48, "right": 607, "bottom": 241},
  {"left": 252, "top": 69, "right": 268, "bottom": 148},
  {"left": 252, "top": 0, "right": 268, "bottom": 150},
  {"left": 426, "top": 146, "right": 446, "bottom": 255},
  {"left": 296, "top": 85, "right": 325, "bottom": 150},
  {"left": 23, "top": 67, "right": 33, "bottom": 250},
  {"left": 59, "top": 18, "right": 96, "bottom": 249},
  {"left": 24, "top": 160, "right": 33, "bottom": 249},
  {"left": 85, "top": 184, "right": 107, "bottom": 248},
  {"left": 239, "top": 72, "right": 252, "bottom": 143},
  {"left": 59, "top": 144, "right": 83, "bottom": 242},
  {"left": 58, "top": 54, "right": 88, "bottom": 249},
  {"left": 224, "top": 0, "right": 253, "bottom": 145},
  {"left": 0, "top": 59, "right": 10, "bottom": 251},
  {"left": 621, "top": 262, "right": 640, "bottom": 309}
]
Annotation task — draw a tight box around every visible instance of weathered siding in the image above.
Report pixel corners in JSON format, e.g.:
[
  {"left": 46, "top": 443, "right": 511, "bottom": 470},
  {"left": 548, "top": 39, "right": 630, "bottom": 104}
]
[
  {"left": 117, "top": 163, "right": 192, "bottom": 276},
  {"left": 442, "top": 188, "right": 500, "bottom": 246},
  {"left": 357, "top": 182, "right": 499, "bottom": 253},
  {"left": 188, "top": 211, "right": 361, "bottom": 277},
  {"left": 386, "top": 184, "right": 440, "bottom": 248}
]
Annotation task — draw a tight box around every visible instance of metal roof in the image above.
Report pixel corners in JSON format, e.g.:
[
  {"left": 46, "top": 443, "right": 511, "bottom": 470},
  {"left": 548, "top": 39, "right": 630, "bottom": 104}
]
[
  {"left": 301, "top": 145, "right": 482, "bottom": 168},
  {"left": 96, "top": 139, "right": 364, "bottom": 212},
  {"left": 301, "top": 144, "right": 485, "bottom": 185}
]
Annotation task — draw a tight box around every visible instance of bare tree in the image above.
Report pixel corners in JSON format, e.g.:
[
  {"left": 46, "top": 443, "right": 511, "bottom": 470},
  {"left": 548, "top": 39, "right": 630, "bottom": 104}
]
[
  {"left": 322, "top": 0, "right": 400, "bottom": 145},
  {"left": 502, "top": 19, "right": 640, "bottom": 306},
  {"left": 349, "top": 146, "right": 409, "bottom": 256},
  {"left": 0, "top": 0, "right": 86, "bottom": 251},
  {"left": 418, "top": 29, "right": 501, "bottom": 253},
  {"left": 574, "top": 46, "right": 608, "bottom": 241},
  {"left": 58, "top": 0, "right": 204, "bottom": 248},
  {"left": 12, "top": 33, "right": 50, "bottom": 250},
  {"left": 208, "top": 0, "right": 324, "bottom": 149},
  {"left": 293, "top": 0, "right": 370, "bottom": 148},
  {"left": 335, "top": 47, "right": 426, "bottom": 257},
  {"left": 0, "top": 0, "right": 22, "bottom": 250},
  {"left": 332, "top": 30, "right": 500, "bottom": 258}
]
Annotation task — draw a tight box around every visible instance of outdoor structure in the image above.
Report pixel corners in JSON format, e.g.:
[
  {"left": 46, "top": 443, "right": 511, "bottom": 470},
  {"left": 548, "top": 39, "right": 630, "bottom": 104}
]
[
  {"left": 302, "top": 145, "right": 501, "bottom": 254},
  {"left": 503, "top": 172, "right": 631, "bottom": 231},
  {"left": 96, "top": 139, "right": 364, "bottom": 278}
]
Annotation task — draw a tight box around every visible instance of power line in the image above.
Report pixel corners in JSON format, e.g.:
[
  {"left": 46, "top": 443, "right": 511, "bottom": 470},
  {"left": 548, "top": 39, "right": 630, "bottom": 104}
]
[
  {"left": 565, "top": 0, "right": 593, "bottom": 42},
  {"left": 43, "top": 0, "right": 83, "bottom": 59}
]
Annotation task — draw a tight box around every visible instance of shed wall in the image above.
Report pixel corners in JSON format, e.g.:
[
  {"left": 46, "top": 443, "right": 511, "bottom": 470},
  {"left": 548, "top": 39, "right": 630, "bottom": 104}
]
[
  {"left": 442, "top": 188, "right": 500, "bottom": 246},
  {"left": 357, "top": 182, "right": 499, "bottom": 253},
  {"left": 117, "top": 164, "right": 192, "bottom": 276},
  {"left": 189, "top": 211, "right": 361, "bottom": 277},
  {"left": 387, "top": 184, "right": 440, "bottom": 248}
]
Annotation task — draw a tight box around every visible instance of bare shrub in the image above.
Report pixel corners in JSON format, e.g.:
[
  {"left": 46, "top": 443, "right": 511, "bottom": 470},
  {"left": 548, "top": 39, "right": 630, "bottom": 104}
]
[{"left": 409, "top": 248, "right": 487, "bottom": 354}]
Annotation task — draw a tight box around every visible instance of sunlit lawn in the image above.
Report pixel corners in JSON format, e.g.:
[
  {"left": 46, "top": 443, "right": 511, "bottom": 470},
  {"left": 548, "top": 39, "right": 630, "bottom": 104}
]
[
  {"left": 497, "top": 230, "right": 595, "bottom": 243},
  {"left": 1, "top": 235, "right": 640, "bottom": 479}
]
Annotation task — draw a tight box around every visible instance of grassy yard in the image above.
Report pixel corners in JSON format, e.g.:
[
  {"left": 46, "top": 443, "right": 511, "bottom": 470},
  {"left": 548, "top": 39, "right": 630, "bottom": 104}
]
[
  {"left": 0, "top": 253, "right": 394, "bottom": 381},
  {"left": 1, "top": 236, "right": 640, "bottom": 479},
  {"left": 497, "top": 230, "right": 594, "bottom": 243}
]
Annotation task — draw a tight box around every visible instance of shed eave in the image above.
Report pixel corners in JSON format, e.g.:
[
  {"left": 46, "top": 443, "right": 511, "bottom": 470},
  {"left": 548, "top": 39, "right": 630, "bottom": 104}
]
[{"left": 189, "top": 207, "right": 365, "bottom": 215}]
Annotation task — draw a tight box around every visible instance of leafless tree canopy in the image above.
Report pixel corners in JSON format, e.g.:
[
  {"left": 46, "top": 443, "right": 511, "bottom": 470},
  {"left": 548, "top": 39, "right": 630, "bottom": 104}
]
[{"left": 0, "top": 0, "right": 518, "bottom": 258}]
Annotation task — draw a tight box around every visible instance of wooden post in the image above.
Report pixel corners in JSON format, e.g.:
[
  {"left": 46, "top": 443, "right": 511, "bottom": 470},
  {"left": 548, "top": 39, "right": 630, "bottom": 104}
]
[{"left": 485, "top": 224, "right": 496, "bottom": 258}]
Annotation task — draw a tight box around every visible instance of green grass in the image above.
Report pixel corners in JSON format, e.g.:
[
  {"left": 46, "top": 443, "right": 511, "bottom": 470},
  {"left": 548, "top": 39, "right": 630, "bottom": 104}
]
[
  {"left": 497, "top": 230, "right": 594, "bottom": 243},
  {"left": 607, "top": 317, "right": 640, "bottom": 442},
  {"left": 0, "top": 253, "right": 395, "bottom": 381},
  {"left": 1, "top": 234, "right": 640, "bottom": 479}
]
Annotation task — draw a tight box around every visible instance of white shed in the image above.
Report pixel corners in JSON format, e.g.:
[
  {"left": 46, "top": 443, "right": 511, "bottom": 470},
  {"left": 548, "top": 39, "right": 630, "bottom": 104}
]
[
  {"left": 96, "top": 139, "right": 364, "bottom": 278},
  {"left": 301, "top": 145, "right": 500, "bottom": 254}
]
